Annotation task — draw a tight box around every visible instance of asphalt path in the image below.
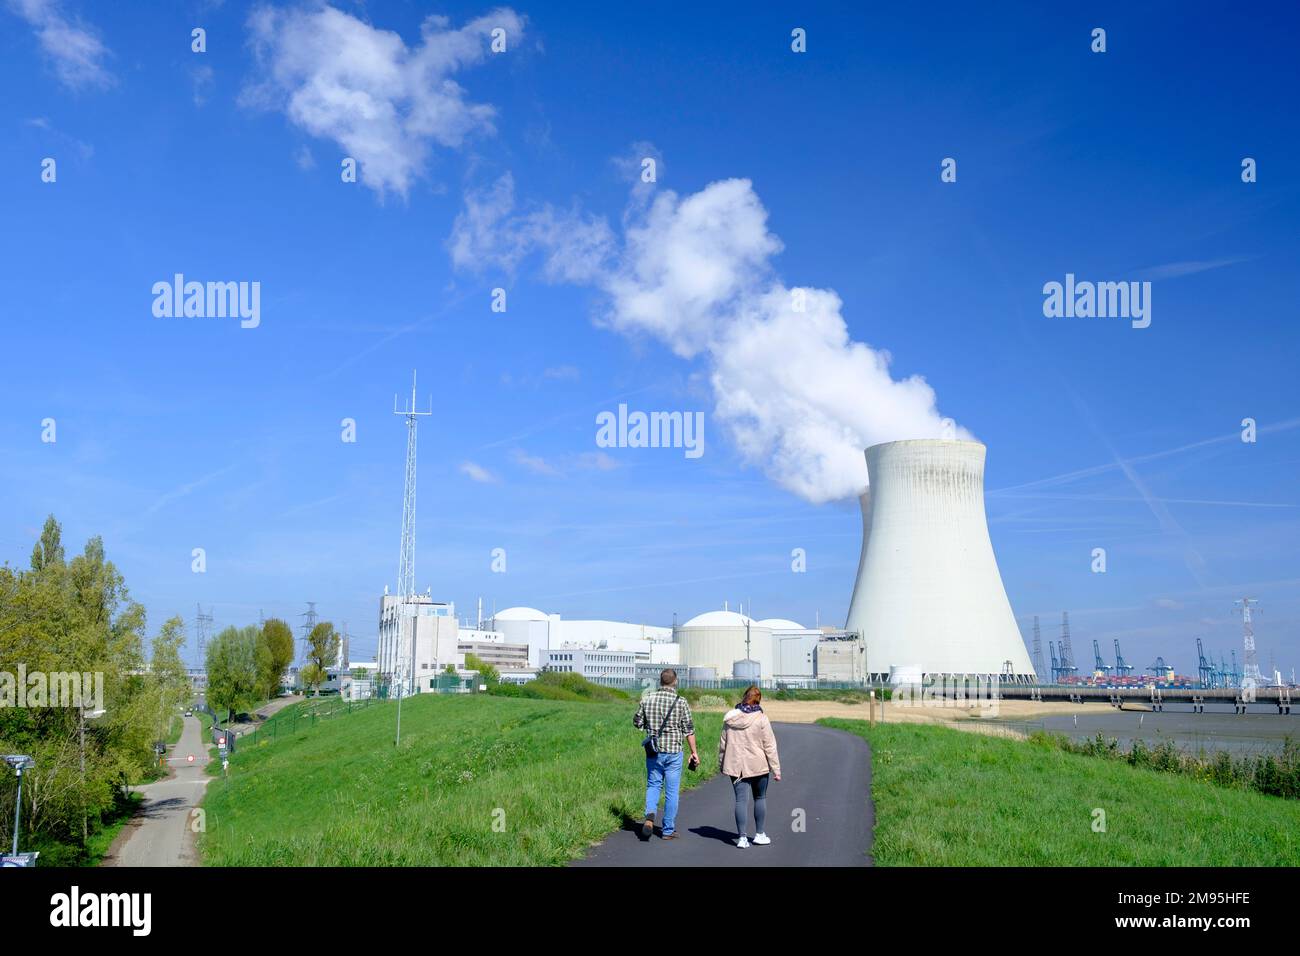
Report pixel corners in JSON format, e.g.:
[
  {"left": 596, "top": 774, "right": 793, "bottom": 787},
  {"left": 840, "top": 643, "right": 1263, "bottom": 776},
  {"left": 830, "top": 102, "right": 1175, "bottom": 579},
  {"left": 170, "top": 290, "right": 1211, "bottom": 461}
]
[
  {"left": 575, "top": 721, "right": 873, "bottom": 867},
  {"left": 102, "top": 714, "right": 211, "bottom": 867}
]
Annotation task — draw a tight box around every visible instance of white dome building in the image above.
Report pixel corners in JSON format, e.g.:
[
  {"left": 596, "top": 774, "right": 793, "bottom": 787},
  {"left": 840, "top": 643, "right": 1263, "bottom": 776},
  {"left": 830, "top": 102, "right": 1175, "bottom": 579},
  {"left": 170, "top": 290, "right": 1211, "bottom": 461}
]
[
  {"left": 673, "top": 611, "right": 774, "bottom": 680},
  {"left": 491, "top": 607, "right": 557, "bottom": 667},
  {"left": 844, "top": 439, "right": 1036, "bottom": 683}
]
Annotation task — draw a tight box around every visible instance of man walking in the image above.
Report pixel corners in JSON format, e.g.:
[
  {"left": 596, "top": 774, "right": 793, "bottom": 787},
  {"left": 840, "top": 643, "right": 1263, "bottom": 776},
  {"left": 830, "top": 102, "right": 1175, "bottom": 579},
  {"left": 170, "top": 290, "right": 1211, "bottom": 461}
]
[{"left": 633, "top": 669, "right": 699, "bottom": 841}]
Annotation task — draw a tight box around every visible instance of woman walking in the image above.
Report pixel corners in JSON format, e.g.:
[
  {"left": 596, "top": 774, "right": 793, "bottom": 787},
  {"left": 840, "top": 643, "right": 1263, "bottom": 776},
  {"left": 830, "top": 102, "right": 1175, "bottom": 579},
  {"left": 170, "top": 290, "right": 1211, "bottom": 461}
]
[{"left": 717, "top": 686, "right": 781, "bottom": 848}]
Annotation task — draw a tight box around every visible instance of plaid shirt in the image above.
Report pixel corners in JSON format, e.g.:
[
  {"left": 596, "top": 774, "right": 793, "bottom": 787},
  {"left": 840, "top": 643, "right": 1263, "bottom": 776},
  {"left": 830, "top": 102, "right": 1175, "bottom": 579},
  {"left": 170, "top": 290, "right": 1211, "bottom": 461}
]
[{"left": 633, "top": 687, "right": 695, "bottom": 754}]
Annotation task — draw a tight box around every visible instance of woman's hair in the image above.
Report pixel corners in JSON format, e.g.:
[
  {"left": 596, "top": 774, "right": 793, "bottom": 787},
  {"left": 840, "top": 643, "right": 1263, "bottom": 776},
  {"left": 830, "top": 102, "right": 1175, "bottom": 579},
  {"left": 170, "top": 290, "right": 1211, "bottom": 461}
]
[{"left": 740, "top": 685, "right": 762, "bottom": 707}]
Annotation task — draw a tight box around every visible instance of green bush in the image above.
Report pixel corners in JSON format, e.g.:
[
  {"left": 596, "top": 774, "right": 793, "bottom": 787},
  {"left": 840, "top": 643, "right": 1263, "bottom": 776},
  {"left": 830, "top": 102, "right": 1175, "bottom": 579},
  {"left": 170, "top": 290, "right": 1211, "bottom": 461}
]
[{"left": 486, "top": 672, "right": 631, "bottom": 704}]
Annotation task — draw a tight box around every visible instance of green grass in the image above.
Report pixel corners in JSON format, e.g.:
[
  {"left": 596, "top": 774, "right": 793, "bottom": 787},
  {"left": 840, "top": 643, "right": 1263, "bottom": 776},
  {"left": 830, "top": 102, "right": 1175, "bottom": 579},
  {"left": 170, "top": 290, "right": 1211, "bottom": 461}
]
[
  {"left": 822, "top": 718, "right": 1300, "bottom": 866},
  {"left": 199, "top": 694, "right": 720, "bottom": 866}
]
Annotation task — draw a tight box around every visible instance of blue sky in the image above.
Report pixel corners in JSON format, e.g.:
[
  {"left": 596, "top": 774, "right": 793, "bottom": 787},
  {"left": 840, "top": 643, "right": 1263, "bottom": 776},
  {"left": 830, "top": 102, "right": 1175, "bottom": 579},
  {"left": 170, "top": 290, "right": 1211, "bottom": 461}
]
[{"left": 1, "top": 1, "right": 1297, "bottom": 676}]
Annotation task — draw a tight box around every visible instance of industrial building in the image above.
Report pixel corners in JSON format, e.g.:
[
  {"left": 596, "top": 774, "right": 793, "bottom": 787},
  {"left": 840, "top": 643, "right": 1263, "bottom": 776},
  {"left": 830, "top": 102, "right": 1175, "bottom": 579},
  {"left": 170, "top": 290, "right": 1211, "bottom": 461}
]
[
  {"left": 844, "top": 439, "right": 1036, "bottom": 684},
  {"left": 458, "top": 638, "right": 531, "bottom": 672},
  {"left": 376, "top": 591, "right": 463, "bottom": 695},
  {"left": 543, "top": 648, "right": 637, "bottom": 684},
  {"left": 673, "top": 610, "right": 773, "bottom": 681},
  {"left": 489, "top": 607, "right": 675, "bottom": 669}
]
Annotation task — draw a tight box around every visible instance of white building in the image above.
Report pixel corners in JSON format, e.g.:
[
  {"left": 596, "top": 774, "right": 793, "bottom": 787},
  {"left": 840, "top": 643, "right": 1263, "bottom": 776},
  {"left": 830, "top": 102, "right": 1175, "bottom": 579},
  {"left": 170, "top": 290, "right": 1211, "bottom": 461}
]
[
  {"left": 543, "top": 648, "right": 637, "bottom": 684},
  {"left": 760, "top": 619, "right": 820, "bottom": 682},
  {"left": 673, "top": 610, "right": 774, "bottom": 681},
  {"left": 844, "top": 439, "right": 1036, "bottom": 684},
  {"left": 489, "top": 607, "right": 674, "bottom": 669},
  {"left": 377, "top": 592, "right": 463, "bottom": 695}
]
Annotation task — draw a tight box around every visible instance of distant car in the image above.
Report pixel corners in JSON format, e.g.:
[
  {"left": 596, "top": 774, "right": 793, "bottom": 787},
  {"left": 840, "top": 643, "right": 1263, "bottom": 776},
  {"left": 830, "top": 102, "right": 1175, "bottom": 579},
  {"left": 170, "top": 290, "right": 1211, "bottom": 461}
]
[{"left": 184, "top": 710, "right": 193, "bottom": 717}]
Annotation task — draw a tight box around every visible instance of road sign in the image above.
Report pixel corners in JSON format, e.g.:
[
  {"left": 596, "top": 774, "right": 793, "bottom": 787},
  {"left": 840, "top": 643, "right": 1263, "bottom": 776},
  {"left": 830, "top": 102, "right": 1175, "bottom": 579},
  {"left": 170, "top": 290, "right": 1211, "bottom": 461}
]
[
  {"left": 186, "top": 754, "right": 194, "bottom": 763},
  {"left": 218, "top": 736, "right": 226, "bottom": 746}
]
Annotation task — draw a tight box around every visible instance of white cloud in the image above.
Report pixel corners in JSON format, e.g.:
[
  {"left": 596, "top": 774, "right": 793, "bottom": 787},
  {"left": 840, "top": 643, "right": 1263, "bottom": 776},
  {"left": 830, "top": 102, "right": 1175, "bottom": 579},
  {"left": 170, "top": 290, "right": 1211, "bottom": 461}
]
[
  {"left": 512, "top": 449, "right": 563, "bottom": 477},
  {"left": 448, "top": 171, "right": 613, "bottom": 280},
  {"left": 1134, "top": 257, "right": 1250, "bottom": 281},
  {"left": 243, "top": 4, "right": 523, "bottom": 198},
  {"left": 451, "top": 172, "right": 964, "bottom": 503},
  {"left": 459, "top": 461, "right": 499, "bottom": 484},
  {"left": 191, "top": 63, "right": 215, "bottom": 106},
  {"left": 573, "top": 451, "right": 619, "bottom": 472},
  {"left": 7, "top": 0, "right": 114, "bottom": 90}
]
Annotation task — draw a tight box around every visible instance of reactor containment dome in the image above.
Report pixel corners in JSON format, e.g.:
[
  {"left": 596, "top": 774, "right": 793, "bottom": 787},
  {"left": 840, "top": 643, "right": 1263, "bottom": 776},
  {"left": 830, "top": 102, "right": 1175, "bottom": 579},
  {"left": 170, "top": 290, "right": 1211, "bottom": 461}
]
[{"left": 844, "top": 439, "right": 1035, "bottom": 684}]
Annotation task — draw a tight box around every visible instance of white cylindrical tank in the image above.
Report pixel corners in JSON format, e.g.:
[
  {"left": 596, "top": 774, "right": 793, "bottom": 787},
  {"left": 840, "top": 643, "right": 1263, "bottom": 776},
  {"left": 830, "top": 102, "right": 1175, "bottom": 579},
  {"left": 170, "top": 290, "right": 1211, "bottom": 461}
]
[
  {"left": 733, "top": 658, "right": 762, "bottom": 682},
  {"left": 674, "top": 611, "right": 774, "bottom": 679},
  {"left": 845, "top": 439, "right": 1035, "bottom": 681}
]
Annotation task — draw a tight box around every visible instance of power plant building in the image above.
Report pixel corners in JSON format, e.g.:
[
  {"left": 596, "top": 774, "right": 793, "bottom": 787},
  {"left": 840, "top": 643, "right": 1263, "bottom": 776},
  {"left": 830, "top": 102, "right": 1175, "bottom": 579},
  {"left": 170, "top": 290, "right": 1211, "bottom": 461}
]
[{"left": 673, "top": 611, "right": 773, "bottom": 680}]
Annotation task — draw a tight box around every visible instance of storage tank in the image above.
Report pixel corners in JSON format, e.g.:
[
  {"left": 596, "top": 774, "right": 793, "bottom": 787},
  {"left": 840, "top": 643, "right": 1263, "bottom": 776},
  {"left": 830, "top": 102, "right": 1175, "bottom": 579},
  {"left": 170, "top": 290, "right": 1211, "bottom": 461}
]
[
  {"left": 733, "top": 658, "right": 762, "bottom": 682},
  {"left": 687, "top": 666, "right": 718, "bottom": 683},
  {"left": 674, "top": 611, "right": 774, "bottom": 678},
  {"left": 845, "top": 440, "right": 1035, "bottom": 682}
]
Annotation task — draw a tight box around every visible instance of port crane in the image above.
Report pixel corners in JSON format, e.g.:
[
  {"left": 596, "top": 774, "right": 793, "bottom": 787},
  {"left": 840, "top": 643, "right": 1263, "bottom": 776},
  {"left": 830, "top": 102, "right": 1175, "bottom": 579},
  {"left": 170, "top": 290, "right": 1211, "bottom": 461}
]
[
  {"left": 1056, "top": 640, "right": 1077, "bottom": 679},
  {"left": 1113, "top": 640, "right": 1134, "bottom": 676},
  {"left": 1147, "top": 656, "right": 1171, "bottom": 679},
  {"left": 1092, "top": 639, "right": 1112, "bottom": 678},
  {"left": 1196, "top": 638, "right": 1216, "bottom": 688}
]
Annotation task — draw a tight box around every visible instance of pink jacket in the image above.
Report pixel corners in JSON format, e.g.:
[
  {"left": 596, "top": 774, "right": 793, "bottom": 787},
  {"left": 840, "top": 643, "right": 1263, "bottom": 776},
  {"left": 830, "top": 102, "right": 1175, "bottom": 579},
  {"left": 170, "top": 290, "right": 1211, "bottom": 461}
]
[{"left": 717, "top": 708, "right": 781, "bottom": 779}]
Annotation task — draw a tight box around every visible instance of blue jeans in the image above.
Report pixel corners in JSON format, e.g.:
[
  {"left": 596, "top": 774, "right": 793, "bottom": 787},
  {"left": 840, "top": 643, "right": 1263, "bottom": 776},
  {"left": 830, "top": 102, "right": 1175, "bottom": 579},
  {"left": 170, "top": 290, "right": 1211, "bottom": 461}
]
[{"left": 644, "top": 751, "right": 684, "bottom": 835}]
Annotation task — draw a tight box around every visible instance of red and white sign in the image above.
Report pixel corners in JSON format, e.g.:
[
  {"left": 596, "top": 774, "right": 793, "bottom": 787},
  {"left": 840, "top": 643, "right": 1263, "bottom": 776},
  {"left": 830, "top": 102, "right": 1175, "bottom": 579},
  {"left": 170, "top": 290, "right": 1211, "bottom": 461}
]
[
  {"left": 218, "top": 737, "right": 226, "bottom": 746},
  {"left": 186, "top": 754, "right": 194, "bottom": 763}
]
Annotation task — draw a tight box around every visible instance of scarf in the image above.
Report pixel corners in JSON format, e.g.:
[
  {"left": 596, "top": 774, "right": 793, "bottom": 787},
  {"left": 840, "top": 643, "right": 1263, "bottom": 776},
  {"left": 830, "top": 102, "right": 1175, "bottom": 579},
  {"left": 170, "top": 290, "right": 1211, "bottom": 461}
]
[{"left": 738, "top": 702, "right": 763, "bottom": 713}]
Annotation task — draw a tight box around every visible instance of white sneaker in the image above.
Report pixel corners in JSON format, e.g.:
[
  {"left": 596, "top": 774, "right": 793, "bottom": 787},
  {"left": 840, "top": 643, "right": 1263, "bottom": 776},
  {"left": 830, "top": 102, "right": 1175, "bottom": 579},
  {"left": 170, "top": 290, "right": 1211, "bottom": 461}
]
[
  {"left": 752, "top": 833, "right": 771, "bottom": 845},
  {"left": 735, "top": 836, "right": 750, "bottom": 848}
]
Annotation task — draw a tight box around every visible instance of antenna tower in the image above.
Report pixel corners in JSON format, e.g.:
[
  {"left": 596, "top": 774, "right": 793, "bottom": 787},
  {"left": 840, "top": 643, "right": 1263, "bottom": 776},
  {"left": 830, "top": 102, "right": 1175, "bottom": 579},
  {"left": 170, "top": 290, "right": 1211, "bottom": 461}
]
[
  {"left": 1234, "top": 598, "right": 1263, "bottom": 686},
  {"left": 393, "top": 371, "right": 431, "bottom": 744}
]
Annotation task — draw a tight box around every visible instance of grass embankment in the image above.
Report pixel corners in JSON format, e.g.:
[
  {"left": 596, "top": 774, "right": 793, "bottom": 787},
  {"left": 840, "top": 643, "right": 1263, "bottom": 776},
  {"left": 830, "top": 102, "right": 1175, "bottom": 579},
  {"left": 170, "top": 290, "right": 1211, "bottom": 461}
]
[
  {"left": 824, "top": 718, "right": 1300, "bottom": 866},
  {"left": 200, "top": 693, "right": 721, "bottom": 866}
]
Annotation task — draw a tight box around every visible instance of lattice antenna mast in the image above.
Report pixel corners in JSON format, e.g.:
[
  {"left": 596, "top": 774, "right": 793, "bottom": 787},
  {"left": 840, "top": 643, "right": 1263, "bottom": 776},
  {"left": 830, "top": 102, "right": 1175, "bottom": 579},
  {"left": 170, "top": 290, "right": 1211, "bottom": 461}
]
[
  {"left": 393, "top": 371, "right": 431, "bottom": 717},
  {"left": 1060, "top": 611, "right": 1077, "bottom": 673},
  {"left": 1031, "top": 616, "right": 1045, "bottom": 680},
  {"left": 299, "top": 601, "right": 318, "bottom": 664},
  {"left": 195, "top": 604, "right": 214, "bottom": 665},
  {"left": 1235, "top": 597, "right": 1262, "bottom": 685}
]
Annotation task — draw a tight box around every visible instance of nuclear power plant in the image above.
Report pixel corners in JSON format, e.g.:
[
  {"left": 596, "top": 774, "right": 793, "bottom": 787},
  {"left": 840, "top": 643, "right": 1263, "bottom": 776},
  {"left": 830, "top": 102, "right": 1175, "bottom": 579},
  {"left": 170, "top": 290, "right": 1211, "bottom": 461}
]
[
  {"left": 376, "top": 382, "right": 1036, "bottom": 693},
  {"left": 845, "top": 439, "right": 1036, "bottom": 684}
]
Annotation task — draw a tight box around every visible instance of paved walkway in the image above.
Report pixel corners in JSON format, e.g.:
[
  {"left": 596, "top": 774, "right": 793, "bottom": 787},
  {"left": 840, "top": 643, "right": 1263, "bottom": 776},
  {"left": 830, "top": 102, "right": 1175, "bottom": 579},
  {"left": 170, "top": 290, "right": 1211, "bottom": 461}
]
[
  {"left": 102, "top": 714, "right": 211, "bottom": 867},
  {"left": 575, "top": 722, "right": 873, "bottom": 867}
]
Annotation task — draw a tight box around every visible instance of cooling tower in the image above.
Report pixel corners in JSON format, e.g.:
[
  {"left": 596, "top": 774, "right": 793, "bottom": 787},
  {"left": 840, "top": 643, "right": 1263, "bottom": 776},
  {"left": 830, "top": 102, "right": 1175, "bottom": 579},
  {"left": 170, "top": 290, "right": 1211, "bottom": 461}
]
[{"left": 845, "top": 439, "right": 1035, "bottom": 682}]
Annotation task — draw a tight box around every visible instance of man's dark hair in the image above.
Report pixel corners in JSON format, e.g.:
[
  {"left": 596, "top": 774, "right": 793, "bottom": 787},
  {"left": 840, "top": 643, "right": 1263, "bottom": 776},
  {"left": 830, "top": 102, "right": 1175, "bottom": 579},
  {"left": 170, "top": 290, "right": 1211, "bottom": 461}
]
[{"left": 659, "top": 668, "right": 678, "bottom": 687}]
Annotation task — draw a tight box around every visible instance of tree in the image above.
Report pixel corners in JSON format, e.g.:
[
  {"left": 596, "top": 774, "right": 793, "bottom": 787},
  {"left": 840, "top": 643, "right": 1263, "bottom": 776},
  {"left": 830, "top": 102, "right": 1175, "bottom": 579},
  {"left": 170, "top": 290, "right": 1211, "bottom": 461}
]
[
  {"left": 30, "top": 514, "right": 65, "bottom": 572},
  {"left": 205, "top": 626, "right": 259, "bottom": 723},
  {"left": 149, "top": 615, "right": 189, "bottom": 739},
  {"left": 1, "top": 516, "right": 151, "bottom": 858},
  {"left": 463, "top": 653, "right": 499, "bottom": 685},
  {"left": 302, "top": 621, "right": 340, "bottom": 696},
  {"left": 256, "top": 618, "right": 295, "bottom": 699}
]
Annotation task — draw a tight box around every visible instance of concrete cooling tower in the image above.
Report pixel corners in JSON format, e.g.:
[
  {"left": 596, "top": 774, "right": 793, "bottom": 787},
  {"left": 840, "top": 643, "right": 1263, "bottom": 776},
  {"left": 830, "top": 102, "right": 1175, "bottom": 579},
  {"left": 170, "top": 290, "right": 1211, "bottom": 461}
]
[{"left": 844, "top": 439, "right": 1035, "bottom": 683}]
